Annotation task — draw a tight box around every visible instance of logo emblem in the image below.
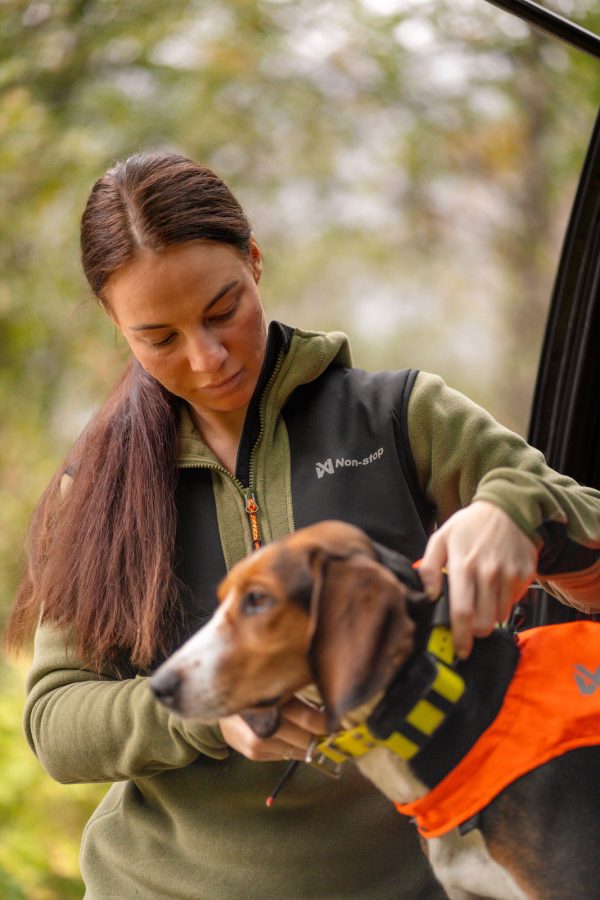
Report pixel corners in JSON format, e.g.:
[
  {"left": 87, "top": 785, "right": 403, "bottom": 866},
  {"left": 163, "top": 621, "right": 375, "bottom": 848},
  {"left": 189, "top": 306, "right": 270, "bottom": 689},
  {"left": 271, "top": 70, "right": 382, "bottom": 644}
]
[
  {"left": 315, "top": 448, "right": 384, "bottom": 479},
  {"left": 574, "top": 664, "right": 600, "bottom": 695},
  {"left": 315, "top": 458, "right": 334, "bottom": 479}
]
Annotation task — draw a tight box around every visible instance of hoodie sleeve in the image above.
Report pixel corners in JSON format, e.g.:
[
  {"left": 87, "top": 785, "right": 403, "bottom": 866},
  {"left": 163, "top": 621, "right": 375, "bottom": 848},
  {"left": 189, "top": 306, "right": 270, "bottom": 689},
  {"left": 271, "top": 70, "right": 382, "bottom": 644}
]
[
  {"left": 23, "top": 623, "right": 229, "bottom": 785},
  {"left": 407, "top": 372, "right": 600, "bottom": 613}
]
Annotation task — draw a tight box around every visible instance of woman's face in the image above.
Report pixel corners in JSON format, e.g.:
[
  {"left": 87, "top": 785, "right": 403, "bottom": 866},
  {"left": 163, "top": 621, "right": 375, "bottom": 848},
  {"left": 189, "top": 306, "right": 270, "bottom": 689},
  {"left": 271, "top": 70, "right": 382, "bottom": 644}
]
[{"left": 104, "top": 239, "right": 267, "bottom": 424}]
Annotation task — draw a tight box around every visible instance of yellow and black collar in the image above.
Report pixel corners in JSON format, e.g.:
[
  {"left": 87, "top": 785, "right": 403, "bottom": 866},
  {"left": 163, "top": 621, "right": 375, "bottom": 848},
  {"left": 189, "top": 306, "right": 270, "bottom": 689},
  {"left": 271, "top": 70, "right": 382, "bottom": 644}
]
[{"left": 312, "top": 594, "right": 465, "bottom": 775}]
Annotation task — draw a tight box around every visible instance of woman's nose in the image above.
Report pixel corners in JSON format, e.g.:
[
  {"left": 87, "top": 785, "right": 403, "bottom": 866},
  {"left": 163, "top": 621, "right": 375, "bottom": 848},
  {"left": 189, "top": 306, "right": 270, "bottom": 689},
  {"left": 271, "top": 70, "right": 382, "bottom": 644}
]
[{"left": 187, "top": 330, "right": 228, "bottom": 374}]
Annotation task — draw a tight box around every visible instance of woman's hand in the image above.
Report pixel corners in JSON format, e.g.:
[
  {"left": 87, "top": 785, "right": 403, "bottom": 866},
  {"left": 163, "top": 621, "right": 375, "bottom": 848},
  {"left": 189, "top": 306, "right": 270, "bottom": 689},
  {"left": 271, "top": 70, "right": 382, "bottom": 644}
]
[
  {"left": 419, "top": 500, "right": 538, "bottom": 659},
  {"left": 219, "top": 697, "right": 327, "bottom": 762}
]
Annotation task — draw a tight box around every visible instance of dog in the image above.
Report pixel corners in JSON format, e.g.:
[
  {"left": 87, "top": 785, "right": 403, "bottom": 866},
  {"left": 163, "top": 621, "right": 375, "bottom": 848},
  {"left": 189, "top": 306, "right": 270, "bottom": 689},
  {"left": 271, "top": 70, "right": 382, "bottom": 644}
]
[{"left": 150, "top": 521, "right": 600, "bottom": 900}]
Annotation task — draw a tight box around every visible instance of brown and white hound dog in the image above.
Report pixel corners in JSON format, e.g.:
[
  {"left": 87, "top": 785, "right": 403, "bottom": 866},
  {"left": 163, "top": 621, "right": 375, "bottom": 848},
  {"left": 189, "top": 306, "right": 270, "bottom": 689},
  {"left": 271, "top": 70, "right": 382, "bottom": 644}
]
[{"left": 151, "top": 521, "right": 600, "bottom": 900}]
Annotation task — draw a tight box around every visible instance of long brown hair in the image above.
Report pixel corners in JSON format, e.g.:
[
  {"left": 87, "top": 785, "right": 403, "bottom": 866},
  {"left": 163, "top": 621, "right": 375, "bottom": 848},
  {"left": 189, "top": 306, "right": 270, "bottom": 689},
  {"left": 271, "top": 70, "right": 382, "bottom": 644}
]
[{"left": 5, "top": 152, "right": 253, "bottom": 671}]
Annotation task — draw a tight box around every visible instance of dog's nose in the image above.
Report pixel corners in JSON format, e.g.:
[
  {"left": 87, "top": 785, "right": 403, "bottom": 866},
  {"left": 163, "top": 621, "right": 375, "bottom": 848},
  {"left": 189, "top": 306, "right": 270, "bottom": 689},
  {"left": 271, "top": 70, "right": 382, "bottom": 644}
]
[{"left": 150, "top": 668, "right": 182, "bottom": 708}]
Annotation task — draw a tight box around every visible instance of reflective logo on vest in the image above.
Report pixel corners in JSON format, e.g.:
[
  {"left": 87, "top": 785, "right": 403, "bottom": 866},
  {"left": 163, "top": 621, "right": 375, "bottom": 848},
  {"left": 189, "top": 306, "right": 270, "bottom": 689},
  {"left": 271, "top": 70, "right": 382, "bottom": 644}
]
[
  {"left": 574, "top": 665, "right": 600, "bottom": 695},
  {"left": 315, "top": 448, "right": 384, "bottom": 479}
]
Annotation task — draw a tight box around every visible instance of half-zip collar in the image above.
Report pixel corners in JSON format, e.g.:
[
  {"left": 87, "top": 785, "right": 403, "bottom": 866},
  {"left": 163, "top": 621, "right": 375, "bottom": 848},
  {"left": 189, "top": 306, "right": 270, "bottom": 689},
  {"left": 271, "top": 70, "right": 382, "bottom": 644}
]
[
  {"left": 175, "top": 320, "right": 352, "bottom": 565},
  {"left": 175, "top": 320, "right": 351, "bottom": 472},
  {"left": 235, "top": 321, "right": 290, "bottom": 487}
]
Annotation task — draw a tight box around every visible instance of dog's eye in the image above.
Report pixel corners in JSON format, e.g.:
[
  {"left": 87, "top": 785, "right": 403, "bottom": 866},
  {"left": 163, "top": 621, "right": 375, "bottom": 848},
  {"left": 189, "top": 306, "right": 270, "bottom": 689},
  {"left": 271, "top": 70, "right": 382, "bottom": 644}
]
[{"left": 241, "top": 591, "right": 275, "bottom": 615}]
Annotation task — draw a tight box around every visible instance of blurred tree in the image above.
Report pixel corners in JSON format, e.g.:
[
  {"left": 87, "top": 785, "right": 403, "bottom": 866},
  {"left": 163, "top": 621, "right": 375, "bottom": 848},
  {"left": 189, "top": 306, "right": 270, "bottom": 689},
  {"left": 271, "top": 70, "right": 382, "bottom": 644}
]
[{"left": 1, "top": 0, "right": 599, "bottom": 894}]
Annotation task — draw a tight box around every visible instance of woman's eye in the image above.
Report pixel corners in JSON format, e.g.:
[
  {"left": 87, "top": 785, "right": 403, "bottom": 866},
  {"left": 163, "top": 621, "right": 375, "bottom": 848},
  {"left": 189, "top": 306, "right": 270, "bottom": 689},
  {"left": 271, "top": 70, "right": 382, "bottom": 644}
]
[
  {"left": 210, "top": 305, "right": 236, "bottom": 324},
  {"left": 242, "top": 591, "right": 275, "bottom": 615},
  {"left": 209, "top": 292, "right": 241, "bottom": 324},
  {"left": 151, "top": 333, "right": 176, "bottom": 347}
]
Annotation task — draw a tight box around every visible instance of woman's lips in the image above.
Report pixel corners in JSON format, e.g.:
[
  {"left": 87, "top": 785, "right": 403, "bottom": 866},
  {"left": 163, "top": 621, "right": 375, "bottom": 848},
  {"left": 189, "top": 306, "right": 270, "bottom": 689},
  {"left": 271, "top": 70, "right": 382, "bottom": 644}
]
[{"left": 199, "top": 369, "right": 243, "bottom": 394}]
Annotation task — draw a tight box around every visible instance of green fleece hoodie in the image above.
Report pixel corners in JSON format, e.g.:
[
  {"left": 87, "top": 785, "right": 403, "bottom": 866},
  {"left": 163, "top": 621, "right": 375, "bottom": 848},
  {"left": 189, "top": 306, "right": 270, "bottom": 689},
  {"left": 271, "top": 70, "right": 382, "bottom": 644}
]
[{"left": 24, "top": 327, "right": 600, "bottom": 899}]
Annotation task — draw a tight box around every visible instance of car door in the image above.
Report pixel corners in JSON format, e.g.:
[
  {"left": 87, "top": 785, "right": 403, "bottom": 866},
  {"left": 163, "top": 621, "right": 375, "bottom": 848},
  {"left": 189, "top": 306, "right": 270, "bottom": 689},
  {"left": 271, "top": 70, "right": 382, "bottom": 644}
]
[
  {"left": 483, "top": 1, "right": 600, "bottom": 627},
  {"left": 528, "top": 106, "right": 600, "bottom": 495},
  {"left": 526, "top": 105, "right": 600, "bottom": 626}
]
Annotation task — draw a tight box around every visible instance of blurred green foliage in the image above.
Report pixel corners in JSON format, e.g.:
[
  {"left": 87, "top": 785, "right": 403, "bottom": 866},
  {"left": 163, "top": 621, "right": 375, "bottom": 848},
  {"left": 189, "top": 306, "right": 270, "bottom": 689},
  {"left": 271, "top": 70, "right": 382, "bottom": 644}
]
[
  {"left": 0, "top": 661, "right": 105, "bottom": 898},
  {"left": 1, "top": 0, "right": 599, "bottom": 895}
]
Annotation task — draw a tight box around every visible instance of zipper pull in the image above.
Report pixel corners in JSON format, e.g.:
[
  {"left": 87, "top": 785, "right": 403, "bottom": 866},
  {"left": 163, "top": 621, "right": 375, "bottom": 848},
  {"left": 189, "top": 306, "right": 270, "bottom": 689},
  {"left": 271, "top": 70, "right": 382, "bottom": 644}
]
[{"left": 245, "top": 492, "right": 261, "bottom": 551}]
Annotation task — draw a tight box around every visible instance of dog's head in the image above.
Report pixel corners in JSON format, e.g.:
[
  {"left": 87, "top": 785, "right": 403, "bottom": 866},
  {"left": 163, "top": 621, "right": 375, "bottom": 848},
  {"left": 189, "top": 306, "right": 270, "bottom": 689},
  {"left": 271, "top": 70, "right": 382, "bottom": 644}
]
[{"left": 150, "top": 521, "right": 428, "bottom": 733}]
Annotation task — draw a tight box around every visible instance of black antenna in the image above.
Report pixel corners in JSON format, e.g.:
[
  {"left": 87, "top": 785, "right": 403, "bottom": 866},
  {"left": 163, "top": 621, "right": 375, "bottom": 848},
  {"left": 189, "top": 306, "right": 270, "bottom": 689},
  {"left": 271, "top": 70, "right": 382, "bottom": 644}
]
[{"left": 484, "top": 0, "right": 600, "bottom": 59}]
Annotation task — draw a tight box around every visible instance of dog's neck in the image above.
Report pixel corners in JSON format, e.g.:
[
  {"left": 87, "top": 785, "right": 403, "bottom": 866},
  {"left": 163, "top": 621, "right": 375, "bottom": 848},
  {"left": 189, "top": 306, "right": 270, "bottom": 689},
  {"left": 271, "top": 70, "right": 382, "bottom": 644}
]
[
  {"left": 410, "top": 629, "right": 519, "bottom": 786},
  {"left": 303, "top": 627, "right": 520, "bottom": 805}
]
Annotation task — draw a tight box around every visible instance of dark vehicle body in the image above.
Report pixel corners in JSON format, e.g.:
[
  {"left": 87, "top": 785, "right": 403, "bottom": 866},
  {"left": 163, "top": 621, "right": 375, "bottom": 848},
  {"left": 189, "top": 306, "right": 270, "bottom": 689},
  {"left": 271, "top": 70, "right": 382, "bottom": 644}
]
[
  {"left": 527, "top": 104, "right": 600, "bottom": 625},
  {"left": 490, "top": 0, "right": 600, "bottom": 626}
]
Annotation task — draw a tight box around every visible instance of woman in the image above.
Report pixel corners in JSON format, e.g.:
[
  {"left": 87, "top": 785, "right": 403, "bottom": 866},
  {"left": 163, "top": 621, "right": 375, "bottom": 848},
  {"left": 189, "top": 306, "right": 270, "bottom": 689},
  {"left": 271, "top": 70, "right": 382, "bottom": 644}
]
[{"left": 6, "top": 151, "right": 600, "bottom": 899}]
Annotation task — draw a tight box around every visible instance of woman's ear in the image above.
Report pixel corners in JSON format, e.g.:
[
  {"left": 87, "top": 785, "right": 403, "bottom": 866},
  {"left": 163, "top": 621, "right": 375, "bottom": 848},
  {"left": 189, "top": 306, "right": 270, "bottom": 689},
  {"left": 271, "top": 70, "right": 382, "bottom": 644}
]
[{"left": 248, "top": 236, "right": 262, "bottom": 284}]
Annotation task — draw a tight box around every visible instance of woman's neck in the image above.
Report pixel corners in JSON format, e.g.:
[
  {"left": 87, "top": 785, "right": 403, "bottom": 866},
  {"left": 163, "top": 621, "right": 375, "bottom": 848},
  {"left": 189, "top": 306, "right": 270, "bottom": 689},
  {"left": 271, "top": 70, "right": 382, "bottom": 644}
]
[{"left": 188, "top": 405, "right": 247, "bottom": 474}]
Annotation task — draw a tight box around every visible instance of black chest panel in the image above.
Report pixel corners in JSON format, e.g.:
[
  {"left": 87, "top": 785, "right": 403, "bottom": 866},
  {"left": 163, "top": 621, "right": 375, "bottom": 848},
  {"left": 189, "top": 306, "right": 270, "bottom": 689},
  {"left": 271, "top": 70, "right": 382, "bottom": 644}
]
[
  {"left": 174, "top": 468, "right": 226, "bottom": 644},
  {"left": 173, "top": 364, "right": 435, "bottom": 652},
  {"left": 283, "top": 366, "right": 435, "bottom": 560}
]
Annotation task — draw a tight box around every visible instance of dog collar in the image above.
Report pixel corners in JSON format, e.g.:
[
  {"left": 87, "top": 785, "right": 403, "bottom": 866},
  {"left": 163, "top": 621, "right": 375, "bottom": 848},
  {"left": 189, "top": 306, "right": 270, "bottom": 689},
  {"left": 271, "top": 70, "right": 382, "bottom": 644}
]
[{"left": 312, "top": 594, "right": 465, "bottom": 776}]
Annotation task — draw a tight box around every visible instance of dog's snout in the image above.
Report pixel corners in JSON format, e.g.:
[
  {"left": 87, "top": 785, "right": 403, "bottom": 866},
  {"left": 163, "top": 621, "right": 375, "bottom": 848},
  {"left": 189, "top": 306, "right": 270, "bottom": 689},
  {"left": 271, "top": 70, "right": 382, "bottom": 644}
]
[{"left": 150, "top": 667, "right": 182, "bottom": 708}]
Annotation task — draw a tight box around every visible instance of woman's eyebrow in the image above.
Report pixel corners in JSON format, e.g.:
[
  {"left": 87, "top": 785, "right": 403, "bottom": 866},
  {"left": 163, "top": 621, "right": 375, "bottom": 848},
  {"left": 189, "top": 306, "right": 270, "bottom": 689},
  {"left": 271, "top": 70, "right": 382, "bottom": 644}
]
[{"left": 129, "top": 280, "right": 240, "bottom": 331}]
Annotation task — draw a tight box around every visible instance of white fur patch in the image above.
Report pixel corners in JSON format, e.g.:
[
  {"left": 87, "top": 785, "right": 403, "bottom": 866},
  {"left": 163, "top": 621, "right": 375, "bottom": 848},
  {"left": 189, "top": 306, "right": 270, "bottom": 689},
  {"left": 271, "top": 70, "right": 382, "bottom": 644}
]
[{"left": 428, "top": 829, "right": 528, "bottom": 900}]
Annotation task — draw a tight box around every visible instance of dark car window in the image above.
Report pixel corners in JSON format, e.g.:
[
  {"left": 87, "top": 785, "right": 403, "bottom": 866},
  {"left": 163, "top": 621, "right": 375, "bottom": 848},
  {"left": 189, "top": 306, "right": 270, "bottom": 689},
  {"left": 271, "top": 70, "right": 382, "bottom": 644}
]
[
  {"left": 511, "top": 9, "right": 600, "bottom": 626},
  {"left": 486, "top": 0, "right": 600, "bottom": 627},
  {"left": 528, "top": 108, "right": 600, "bottom": 492}
]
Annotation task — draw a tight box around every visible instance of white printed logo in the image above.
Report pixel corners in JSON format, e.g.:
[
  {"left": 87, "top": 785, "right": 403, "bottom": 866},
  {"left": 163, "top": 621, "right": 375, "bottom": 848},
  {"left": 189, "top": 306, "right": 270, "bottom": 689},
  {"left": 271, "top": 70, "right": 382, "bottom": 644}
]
[
  {"left": 315, "top": 448, "right": 384, "bottom": 479},
  {"left": 315, "top": 458, "right": 335, "bottom": 479}
]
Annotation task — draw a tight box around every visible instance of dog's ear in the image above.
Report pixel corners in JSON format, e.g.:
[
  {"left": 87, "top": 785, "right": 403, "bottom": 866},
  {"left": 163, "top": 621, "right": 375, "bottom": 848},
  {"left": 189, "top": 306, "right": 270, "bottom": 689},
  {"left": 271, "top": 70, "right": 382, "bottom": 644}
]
[
  {"left": 308, "top": 554, "right": 416, "bottom": 731},
  {"left": 371, "top": 542, "right": 434, "bottom": 651},
  {"left": 371, "top": 541, "right": 424, "bottom": 593}
]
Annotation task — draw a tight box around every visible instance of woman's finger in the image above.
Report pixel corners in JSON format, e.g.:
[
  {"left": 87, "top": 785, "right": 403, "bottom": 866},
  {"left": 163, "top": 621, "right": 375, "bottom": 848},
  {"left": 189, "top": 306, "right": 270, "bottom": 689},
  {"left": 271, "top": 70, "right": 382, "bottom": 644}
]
[
  {"left": 279, "top": 698, "right": 327, "bottom": 736},
  {"left": 418, "top": 529, "right": 448, "bottom": 600},
  {"left": 471, "top": 566, "right": 502, "bottom": 637},
  {"left": 273, "top": 716, "right": 322, "bottom": 755},
  {"left": 219, "top": 703, "right": 326, "bottom": 762},
  {"left": 445, "top": 558, "right": 476, "bottom": 659}
]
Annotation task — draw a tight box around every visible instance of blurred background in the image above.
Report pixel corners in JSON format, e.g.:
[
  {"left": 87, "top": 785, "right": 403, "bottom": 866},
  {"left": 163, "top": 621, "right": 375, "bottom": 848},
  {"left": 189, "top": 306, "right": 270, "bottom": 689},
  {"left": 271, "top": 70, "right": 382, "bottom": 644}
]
[{"left": 1, "top": 0, "right": 599, "bottom": 895}]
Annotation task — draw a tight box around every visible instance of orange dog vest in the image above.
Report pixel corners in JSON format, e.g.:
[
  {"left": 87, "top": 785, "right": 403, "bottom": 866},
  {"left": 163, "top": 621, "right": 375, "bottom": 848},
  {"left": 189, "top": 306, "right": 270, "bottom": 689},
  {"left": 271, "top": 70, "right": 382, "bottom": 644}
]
[{"left": 396, "top": 621, "right": 600, "bottom": 838}]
